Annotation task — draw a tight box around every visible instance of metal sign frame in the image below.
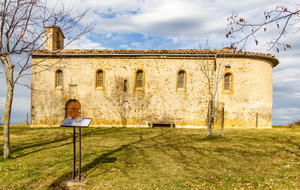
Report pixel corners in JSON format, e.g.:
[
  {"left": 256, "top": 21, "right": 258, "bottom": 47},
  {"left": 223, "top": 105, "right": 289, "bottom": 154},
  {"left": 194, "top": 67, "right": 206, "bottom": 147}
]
[{"left": 61, "top": 117, "right": 92, "bottom": 181}]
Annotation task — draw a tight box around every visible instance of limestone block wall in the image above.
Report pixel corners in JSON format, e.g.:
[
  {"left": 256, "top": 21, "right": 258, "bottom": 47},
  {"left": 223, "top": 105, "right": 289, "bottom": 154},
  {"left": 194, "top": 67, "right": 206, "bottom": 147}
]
[
  {"left": 31, "top": 53, "right": 276, "bottom": 128},
  {"left": 45, "top": 26, "right": 64, "bottom": 50},
  {"left": 31, "top": 56, "right": 212, "bottom": 127},
  {"left": 217, "top": 58, "right": 273, "bottom": 128}
]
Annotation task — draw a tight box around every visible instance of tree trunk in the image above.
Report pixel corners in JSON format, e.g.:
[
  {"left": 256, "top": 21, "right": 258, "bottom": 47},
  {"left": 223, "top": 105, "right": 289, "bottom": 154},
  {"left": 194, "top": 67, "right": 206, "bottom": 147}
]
[
  {"left": 3, "top": 58, "right": 14, "bottom": 159},
  {"left": 207, "top": 100, "right": 213, "bottom": 137}
]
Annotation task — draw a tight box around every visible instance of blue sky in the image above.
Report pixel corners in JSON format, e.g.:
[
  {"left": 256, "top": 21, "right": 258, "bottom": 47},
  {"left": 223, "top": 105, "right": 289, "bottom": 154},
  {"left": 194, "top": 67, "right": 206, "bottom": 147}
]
[{"left": 1, "top": 0, "right": 300, "bottom": 125}]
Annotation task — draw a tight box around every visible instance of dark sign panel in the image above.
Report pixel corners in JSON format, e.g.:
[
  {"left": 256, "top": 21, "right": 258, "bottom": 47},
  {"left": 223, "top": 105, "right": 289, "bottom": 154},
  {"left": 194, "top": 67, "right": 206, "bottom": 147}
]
[{"left": 61, "top": 118, "right": 92, "bottom": 127}]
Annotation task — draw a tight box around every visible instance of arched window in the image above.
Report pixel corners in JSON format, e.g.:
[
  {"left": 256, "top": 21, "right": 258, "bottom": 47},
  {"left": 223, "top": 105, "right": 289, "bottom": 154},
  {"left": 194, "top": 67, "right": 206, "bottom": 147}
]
[
  {"left": 177, "top": 70, "right": 186, "bottom": 89},
  {"left": 56, "top": 70, "right": 63, "bottom": 87},
  {"left": 96, "top": 70, "right": 104, "bottom": 88},
  {"left": 224, "top": 73, "right": 232, "bottom": 91},
  {"left": 135, "top": 69, "right": 144, "bottom": 89}
]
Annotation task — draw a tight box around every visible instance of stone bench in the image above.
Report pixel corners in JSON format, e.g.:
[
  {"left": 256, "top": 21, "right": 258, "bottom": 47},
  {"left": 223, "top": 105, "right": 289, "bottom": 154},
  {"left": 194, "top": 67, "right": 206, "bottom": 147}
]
[{"left": 149, "top": 122, "right": 175, "bottom": 128}]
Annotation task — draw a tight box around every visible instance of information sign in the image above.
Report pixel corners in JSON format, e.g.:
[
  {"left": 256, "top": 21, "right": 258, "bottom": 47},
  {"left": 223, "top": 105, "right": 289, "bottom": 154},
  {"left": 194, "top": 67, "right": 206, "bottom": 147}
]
[
  {"left": 60, "top": 117, "right": 92, "bottom": 181},
  {"left": 61, "top": 118, "right": 92, "bottom": 127}
]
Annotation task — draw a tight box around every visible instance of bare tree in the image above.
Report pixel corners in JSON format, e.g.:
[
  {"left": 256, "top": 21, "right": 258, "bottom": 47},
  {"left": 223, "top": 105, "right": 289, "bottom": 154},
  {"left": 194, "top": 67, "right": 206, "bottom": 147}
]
[
  {"left": 1, "top": 0, "right": 93, "bottom": 159},
  {"left": 198, "top": 52, "right": 226, "bottom": 137},
  {"left": 226, "top": 4, "right": 300, "bottom": 52}
]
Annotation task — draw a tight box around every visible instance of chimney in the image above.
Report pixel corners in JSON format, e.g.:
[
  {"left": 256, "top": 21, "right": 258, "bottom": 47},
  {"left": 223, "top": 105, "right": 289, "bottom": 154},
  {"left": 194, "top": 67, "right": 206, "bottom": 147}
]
[{"left": 45, "top": 26, "right": 65, "bottom": 50}]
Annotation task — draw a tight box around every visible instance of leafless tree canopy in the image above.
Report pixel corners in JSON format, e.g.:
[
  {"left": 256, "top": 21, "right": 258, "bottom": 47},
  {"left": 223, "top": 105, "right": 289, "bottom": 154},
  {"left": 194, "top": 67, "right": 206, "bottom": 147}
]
[
  {"left": 0, "top": 0, "right": 93, "bottom": 159},
  {"left": 226, "top": 4, "right": 300, "bottom": 52},
  {"left": 0, "top": 0, "right": 92, "bottom": 66},
  {"left": 0, "top": 0, "right": 93, "bottom": 87}
]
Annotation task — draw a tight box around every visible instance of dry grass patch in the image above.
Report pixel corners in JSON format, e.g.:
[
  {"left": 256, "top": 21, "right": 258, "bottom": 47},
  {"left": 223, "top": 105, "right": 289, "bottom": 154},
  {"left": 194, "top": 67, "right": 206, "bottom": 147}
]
[{"left": 0, "top": 125, "right": 300, "bottom": 189}]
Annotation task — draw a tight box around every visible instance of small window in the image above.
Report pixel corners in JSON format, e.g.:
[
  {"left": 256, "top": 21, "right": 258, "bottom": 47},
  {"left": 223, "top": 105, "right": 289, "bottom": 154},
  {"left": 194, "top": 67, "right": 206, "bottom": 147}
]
[
  {"left": 124, "top": 80, "right": 128, "bottom": 92},
  {"left": 97, "top": 70, "right": 104, "bottom": 87},
  {"left": 178, "top": 70, "right": 185, "bottom": 88},
  {"left": 177, "top": 70, "right": 186, "bottom": 92},
  {"left": 135, "top": 69, "right": 144, "bottom": 90},
  {"left": 136, "top": 70, "right": 143, "bottom": 88},
  {"left": 56, "top": 70, "right": 63, "bottom": 87},
  {"left": 134, "top": 69, "right": 145, "bottom": 91},
  {"left": 224, "top": 73, "right": 232, "bottom": 91}
]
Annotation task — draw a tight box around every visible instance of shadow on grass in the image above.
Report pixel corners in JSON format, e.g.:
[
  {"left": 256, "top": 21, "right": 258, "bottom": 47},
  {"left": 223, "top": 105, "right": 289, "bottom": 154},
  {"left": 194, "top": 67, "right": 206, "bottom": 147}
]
[
  {"left": 0, "top": 127, "right": 73, "bottom": 159},
  {"left": 13, "top": 141, "right": 74, "bottom": 159},
  {"left": 270, "top": 136, "right": 300, "bottom": 157},
  {"left": 201, "top": 135, "right": 227, "bottom": 141},
  {"left": 0, "top": 127, "right": 122, "bottom": 160},
  {"left": 48, "top": 131, "right": 167, "bottom": 189},
  {"left": 47, "top": 152, "right": 118, "bottom": 189}
]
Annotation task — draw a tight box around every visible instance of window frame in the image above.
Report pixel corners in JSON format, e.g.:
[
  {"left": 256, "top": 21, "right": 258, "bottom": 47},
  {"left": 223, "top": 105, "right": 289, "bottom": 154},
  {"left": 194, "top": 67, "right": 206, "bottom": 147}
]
[
  {"left": 55, "top": 69, "right": 63, "bottom": 88},
  {"left": 222, "top": 72, "right": 234, "bottom": 94},
  {"left": 95, "top": 69, "right": 105, "bottom": 90},
  {"left": 176, "top": 70, "right": 187, "bottom": 92},
  {"left": 134, "top": 69, "right": 145, "bottom": 91}
]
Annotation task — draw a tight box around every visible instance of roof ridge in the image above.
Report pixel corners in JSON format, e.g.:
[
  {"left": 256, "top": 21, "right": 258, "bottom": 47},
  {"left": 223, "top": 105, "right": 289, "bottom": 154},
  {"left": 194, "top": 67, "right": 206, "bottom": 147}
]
[{"left": 32, "top": 48, "right": 275, "bottom": 57}]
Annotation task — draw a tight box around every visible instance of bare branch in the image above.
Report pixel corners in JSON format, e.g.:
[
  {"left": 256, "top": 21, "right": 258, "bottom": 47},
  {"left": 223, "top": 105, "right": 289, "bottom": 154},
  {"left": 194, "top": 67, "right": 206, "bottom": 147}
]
[
  {"left": 0, "top": 0, "right": 93, "bottom": 159},
  {"left": 226, "top": 4, "right": 300, "bottom": 51}
]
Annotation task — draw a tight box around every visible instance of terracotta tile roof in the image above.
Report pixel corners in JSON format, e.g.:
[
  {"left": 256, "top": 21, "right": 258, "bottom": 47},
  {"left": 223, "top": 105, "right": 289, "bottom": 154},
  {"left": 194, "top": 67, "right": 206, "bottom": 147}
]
[
  {"left": 31, "top": 48, "right": 279, "bottom": 66},
  {"left": 32, "top": 48, "right": 274, "bottom": 56}
]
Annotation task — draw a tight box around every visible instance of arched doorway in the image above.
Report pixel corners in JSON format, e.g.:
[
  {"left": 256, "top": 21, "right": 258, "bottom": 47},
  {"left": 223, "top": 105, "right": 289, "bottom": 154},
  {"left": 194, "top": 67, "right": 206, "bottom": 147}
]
[{"left": 66, "top": 100, "right": 81, "bottom": 118}]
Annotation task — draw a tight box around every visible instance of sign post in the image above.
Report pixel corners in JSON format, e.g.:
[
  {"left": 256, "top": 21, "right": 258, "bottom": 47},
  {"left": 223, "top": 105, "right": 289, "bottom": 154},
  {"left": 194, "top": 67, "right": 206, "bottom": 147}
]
[{"left": 61, "top": 117, "right": 92, "bottom": 181}]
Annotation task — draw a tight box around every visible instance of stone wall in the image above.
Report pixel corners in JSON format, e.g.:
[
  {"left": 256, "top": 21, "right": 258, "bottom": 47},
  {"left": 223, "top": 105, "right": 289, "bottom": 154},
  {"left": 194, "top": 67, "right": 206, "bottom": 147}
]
[
  {"left": 45, "top": 26, "right": 64, "bottom": 50},
  {"left": 31, "top": 53, "right": 275, "bottom": 128},
  {"left": 217, "top": 57, "right": 273, "bottom": 128}
]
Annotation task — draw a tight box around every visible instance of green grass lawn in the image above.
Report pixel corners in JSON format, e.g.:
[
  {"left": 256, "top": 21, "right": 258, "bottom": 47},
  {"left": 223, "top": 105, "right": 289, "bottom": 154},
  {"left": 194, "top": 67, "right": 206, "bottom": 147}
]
[{"left": 0, "top": 125, "right": 300, "bottom": 189}]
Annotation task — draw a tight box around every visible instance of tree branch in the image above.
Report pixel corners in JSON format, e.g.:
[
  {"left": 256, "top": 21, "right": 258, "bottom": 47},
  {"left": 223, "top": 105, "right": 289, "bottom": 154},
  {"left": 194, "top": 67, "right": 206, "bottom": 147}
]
[{"left": 226, "top": 5, "right": 300, "bottom": 52}]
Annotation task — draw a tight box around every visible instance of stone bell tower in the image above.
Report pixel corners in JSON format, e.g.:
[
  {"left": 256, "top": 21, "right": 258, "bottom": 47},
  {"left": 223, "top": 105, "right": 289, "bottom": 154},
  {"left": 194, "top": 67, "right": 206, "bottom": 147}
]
[{"left": 45, "top": 26, "right": 65, "bottom": 50}]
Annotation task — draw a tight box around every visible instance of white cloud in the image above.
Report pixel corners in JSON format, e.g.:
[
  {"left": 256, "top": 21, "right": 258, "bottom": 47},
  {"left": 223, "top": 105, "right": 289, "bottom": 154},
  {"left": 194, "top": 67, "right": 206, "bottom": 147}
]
[
  {"left": 131, "top": 42, "right": 141, "bottom": 46},
  {"left": 81, "top": 0, "right": 292, "bottom": 37},
  {"left": 280, "top": 116, "right": 292, "bottom": 119},
  {"left": 67, "top": 34, "right": 106, "bottom": 49},
  {"left": 106, "top": 33, "right": 113, "bottom": 38},
  {"left": 273, "top": 106, "right": 300, "bottom": 125},
  {"left": 119, "top": 44, "right": 130, "bottom": 49},
  {"left": 11, "top": 97, "right": 31, "bottom": 112},
  {"left": 0, "top": 96, "right": 5, "bottom": 107}
]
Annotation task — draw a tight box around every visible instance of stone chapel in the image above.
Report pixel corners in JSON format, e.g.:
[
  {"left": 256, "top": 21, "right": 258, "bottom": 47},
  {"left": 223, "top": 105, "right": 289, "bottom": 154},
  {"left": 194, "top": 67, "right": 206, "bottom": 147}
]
[{"left": 30, "top": 26, "right": 279, "bottom": 128}]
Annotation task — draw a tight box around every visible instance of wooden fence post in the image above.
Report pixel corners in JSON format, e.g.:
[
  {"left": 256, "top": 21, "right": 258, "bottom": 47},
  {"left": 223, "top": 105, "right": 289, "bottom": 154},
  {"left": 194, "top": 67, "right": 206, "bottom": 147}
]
[
  {"left": 221, "top": 108, "right": 224, "bottom": 137},
  {"left": 256, "top": 113, "right": 258, "bottom": 128},
  {"left": 26, "top": 113, "right": 29, "bottom": 125}
]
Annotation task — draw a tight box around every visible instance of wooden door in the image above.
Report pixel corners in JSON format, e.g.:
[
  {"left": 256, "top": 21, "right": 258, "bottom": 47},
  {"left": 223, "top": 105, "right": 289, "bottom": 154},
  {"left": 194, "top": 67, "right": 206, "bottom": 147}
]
[{"left": 66, "top": 100, "right": 81, "bottom": 118}]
